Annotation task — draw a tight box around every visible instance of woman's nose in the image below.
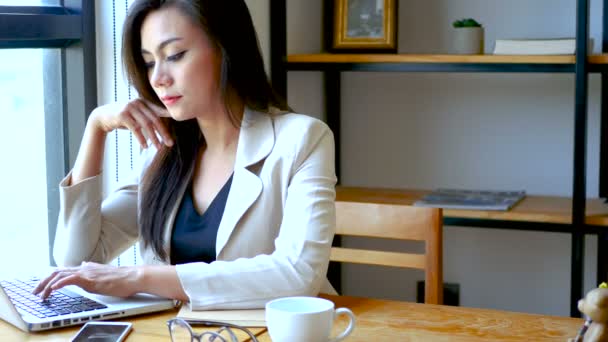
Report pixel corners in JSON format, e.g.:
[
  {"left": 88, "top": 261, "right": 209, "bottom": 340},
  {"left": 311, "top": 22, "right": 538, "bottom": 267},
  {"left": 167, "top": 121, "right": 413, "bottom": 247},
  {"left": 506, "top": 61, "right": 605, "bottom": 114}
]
[{"left": 150, "top": 65, "right": 172, "bottom": 88}]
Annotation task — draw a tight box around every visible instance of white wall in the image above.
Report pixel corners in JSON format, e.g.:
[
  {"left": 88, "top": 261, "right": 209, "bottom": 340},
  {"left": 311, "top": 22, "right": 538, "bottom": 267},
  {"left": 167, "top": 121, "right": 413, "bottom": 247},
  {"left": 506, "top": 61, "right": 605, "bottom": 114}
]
[
  {"left": 285, "top": 0, "right": 602, "bottom": 316},
  {"left": 245, "top": 0, "right": 270, "bottom": 76}
]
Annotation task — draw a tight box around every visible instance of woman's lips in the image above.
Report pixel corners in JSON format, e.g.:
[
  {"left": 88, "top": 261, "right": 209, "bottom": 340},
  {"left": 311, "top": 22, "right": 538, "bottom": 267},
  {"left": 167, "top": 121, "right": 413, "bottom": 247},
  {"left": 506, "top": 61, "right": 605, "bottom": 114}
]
[{"left": 161, "top": 96, "right": 182, "bottom": 106}]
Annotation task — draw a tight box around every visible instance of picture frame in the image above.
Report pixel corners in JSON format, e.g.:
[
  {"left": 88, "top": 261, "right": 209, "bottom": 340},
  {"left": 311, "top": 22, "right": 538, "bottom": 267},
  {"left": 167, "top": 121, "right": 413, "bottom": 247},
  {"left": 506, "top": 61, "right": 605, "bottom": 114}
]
[{"left": 328, "top": 0, "right": 398, "bottom": 52}]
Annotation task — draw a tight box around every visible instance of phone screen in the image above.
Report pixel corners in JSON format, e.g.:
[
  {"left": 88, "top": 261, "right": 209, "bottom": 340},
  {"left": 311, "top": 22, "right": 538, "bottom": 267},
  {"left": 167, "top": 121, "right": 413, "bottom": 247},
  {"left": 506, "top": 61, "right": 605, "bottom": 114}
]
[{"left": 71, "top": 322, "right": 132, "bottom": 342}]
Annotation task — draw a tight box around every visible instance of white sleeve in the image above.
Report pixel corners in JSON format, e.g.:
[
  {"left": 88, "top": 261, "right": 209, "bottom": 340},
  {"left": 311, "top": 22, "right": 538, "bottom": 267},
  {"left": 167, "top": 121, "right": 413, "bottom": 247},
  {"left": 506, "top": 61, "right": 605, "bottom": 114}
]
[{"left": 53, "top": 147, "right": 155, "bottom": 266}]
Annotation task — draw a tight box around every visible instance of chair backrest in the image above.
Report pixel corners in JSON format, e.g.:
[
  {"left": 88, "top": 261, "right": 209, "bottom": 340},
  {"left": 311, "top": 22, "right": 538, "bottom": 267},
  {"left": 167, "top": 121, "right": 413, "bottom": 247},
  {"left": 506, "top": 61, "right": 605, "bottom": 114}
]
[{"left": 332, "top": 201, "right": 443, "bottom": 304}]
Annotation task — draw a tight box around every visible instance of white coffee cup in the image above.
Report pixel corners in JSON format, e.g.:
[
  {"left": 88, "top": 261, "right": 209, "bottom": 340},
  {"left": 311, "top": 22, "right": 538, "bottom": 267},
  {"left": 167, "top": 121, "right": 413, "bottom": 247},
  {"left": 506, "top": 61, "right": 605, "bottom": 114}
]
[{"left": 265, "top": 296, "right": 355, "bottom": 342}]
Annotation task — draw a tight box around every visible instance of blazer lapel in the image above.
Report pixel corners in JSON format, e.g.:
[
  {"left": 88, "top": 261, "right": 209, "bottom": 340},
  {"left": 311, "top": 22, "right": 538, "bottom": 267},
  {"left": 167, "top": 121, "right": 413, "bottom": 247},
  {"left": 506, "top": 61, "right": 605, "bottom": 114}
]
[{"left": 215, "top": 108, "right": 274, "bottom": 257}]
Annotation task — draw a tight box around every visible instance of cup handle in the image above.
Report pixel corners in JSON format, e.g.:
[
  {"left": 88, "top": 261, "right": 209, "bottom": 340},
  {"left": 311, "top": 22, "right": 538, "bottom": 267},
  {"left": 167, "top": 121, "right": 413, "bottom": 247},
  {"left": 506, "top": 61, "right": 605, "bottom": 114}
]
[{"left": 328, "top": 307, "right": 355, "bottom": 342}]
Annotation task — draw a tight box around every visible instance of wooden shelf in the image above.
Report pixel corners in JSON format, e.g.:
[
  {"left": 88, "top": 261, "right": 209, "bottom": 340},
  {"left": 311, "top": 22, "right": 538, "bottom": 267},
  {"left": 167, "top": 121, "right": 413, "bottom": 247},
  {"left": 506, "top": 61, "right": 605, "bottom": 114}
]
[
  {"left": 336, "top": 186, "right": 608, "bottom": 226},
  {"left": 287, "top": 53, "right": 608, "bottom": 65},
  {"left": 589, "top": 54, "right": 608, "bottom": 64},
  {"left": 288, "top": 54, "right": 576, "bottom": 64}
]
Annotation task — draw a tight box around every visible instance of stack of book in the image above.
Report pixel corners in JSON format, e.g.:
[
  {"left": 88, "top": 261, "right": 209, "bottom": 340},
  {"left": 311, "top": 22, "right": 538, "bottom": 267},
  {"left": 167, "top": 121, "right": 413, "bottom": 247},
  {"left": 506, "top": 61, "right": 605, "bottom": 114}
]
[
  {"left": 414, "top": 189, "right": 526, "bottom": 211},
  {"left": 493, "top": 38, "right": 591, "bottom": 55},
  {"left": 177, "top": 306, "right": 266, "bottom": 327}
]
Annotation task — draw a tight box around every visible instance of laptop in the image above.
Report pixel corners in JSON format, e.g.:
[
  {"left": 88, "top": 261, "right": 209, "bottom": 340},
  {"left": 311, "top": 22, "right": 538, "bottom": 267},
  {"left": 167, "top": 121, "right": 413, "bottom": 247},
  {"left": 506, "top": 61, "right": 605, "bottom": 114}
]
[{"left": 0, "top": 276, "right": 177, "bottom": 332}]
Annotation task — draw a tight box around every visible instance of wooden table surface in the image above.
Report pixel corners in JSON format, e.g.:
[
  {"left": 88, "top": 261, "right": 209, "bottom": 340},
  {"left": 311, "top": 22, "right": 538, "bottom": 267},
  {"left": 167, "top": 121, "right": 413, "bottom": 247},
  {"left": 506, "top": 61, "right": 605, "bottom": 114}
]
[{"left": 0, "top": 294, "right": 583, "bottom": 341}]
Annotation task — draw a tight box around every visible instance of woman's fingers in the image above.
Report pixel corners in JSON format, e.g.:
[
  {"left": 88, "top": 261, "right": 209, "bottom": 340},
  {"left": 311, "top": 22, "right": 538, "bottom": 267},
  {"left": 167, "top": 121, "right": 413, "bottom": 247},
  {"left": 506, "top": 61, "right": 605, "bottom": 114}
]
[
  {"left": 132, "top": 101, "right": 172, "bottom": 148},
  {"left": 121, "top": 115, "right": 148, "bottom": 148},
  {"left": 139, "top": 101, "right": 173, "bottom": 146},
  {"left": 147, "top": 100, "right": 172, "bottom": 118},
  {"left": 121, "top": 101, "right": 159, "bottom": 149},
  {"left": 50, "top": 274, "right": 85, "bottom": 293},
  {"left": 31, "top": 262, "right": 140, "bottom": 300},
  {"left": 37, "top": 270, "right": 74, "bottom": 299},
  {"left": 129, "top": 109, "right": 161, "bottom": 149},
  {"left": 92, "top": 99, "right": 174, "bottom": 149},
  {"left": 123, "top": 100, "right": 173, "bottom": 149},
  {"left": 32, "top": 271, "right": 56, "bottom": 295},
  {"left": 32, "top": 267, "right": 77, "bottom": 296}
]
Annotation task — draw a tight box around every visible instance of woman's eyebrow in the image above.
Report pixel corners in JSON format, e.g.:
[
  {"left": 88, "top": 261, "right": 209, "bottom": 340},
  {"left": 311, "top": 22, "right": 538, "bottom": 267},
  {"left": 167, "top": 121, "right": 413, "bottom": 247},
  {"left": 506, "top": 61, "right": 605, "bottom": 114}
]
[{"left": 141, "top": 37, "right": 183, "bottom": 55}]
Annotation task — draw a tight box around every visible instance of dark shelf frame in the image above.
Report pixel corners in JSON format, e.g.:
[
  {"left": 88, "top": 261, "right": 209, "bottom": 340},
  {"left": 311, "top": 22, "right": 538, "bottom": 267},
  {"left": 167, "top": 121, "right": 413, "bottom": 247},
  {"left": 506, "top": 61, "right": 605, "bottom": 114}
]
[
  {"left": 599, "top": 0, "right": 608, "bottom": 303},
  {"left": 270, "top": 0, "right": 602, "bottom": 318},
  {"left": 571, "top": 0, "right": 590, "bottom": 319}
]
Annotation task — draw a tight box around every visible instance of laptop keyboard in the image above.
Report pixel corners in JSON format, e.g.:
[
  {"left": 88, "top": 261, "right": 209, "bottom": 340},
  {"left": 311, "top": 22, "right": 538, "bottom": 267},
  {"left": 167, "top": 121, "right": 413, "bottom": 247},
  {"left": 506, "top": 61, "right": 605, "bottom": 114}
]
[{"left": 1, "top": 278, "right": 107, "bottom": 319}]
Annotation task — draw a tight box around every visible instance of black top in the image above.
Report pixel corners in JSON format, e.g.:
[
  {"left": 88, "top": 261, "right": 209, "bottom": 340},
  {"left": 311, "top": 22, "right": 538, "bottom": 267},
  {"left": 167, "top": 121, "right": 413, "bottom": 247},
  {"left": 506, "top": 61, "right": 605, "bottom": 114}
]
[{"left": 170, "top": 175, "right": 233, "bottom": 265}]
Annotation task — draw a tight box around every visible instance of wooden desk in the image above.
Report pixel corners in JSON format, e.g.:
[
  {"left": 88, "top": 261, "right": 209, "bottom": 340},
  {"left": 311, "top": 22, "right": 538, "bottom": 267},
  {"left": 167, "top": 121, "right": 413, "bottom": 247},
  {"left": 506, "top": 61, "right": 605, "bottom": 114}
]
[
  {"left": 0, "top": 309, "right": 265, "bottom": 342},
  {"left": 0, "top": 295, "right": 583, "bottom": 341}
]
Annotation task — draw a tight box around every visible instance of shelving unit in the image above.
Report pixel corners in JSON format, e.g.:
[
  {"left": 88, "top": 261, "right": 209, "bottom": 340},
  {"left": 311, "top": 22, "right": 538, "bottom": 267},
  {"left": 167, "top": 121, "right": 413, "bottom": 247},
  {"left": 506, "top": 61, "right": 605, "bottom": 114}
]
[{"left": 269, "top": 0, "right": 606, "bottom": 317}]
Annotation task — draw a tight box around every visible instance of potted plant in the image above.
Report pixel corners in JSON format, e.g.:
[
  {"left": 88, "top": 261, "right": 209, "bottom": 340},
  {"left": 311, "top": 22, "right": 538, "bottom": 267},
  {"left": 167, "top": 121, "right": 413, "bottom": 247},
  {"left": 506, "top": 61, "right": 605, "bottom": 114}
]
[{"left": 450, "top": 18, "right": 484, "bottom": 54}]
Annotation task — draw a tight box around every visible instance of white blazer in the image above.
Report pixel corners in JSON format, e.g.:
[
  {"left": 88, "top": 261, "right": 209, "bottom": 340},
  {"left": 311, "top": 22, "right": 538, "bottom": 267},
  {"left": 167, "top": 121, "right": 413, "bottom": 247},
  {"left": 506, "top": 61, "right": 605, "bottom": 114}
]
[{"left": 53, "top": 108, "right": 337, "bottom": 309}]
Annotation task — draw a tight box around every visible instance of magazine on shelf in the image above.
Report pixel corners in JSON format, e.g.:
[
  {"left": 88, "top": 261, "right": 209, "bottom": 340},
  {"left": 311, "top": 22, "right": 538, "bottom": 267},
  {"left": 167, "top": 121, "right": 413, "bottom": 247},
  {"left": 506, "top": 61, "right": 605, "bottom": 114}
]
[{"left": 413, "top": 189, "right": 526, "bottom": 211}]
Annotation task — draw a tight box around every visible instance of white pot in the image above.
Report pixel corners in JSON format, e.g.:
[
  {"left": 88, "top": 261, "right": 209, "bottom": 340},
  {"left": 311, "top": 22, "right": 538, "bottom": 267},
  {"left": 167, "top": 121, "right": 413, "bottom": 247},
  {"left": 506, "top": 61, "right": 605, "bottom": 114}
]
[{"left": 450, "top": 27, "right": 484, "bottom": 54}]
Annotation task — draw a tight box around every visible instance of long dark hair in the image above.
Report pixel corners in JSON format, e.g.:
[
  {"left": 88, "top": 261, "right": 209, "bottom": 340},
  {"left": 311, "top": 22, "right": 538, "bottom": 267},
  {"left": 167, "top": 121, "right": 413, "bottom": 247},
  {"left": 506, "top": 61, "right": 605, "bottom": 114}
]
[{"left": 122, "top": 0, "right": 288, "bottom": 261}]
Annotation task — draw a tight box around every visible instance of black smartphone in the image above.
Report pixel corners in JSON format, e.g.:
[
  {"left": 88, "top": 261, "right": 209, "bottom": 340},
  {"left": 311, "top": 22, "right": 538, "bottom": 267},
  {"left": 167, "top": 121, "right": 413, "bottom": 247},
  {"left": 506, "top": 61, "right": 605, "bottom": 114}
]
[{"left": 70, "top": 321, "right": 133, "bottom": 342}]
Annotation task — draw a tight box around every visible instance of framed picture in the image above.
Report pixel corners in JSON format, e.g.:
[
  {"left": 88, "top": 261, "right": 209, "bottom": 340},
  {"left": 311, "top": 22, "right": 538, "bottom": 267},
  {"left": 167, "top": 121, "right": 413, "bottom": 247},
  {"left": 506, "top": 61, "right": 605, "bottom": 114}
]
[{"left": 329, "top": 0, "right": 397, "bottom": 52}]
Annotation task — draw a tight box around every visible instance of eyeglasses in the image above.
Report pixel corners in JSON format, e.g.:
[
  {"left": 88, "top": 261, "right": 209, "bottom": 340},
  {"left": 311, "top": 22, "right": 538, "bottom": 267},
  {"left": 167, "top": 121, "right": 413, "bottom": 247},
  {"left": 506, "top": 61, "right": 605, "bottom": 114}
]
[{"left": 167, "top": 318, "right": 260, "bottom": 342}]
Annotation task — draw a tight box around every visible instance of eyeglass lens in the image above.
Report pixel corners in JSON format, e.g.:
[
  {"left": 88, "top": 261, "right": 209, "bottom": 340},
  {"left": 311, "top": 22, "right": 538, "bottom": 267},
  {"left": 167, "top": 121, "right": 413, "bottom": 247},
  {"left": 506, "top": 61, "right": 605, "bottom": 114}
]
[{"left": 169, "top": 319, "right": 194, "bottom": 342}]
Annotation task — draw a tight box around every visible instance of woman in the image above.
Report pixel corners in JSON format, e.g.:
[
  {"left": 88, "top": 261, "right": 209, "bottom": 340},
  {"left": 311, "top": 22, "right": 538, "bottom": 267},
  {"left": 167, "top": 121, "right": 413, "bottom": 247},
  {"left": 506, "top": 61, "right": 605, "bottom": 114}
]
[{"left": 33, "top": 0, "right": 337, "bottom": 310}]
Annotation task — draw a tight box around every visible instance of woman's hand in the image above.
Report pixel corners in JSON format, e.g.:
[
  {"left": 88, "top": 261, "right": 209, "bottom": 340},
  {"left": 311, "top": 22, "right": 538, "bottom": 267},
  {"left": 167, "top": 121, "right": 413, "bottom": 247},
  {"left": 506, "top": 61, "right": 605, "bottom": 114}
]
[
  {"left": 32, "top": 262, "right": 142, "bottom": 300},
  {"left": 90, "top": 99, "right": 174, "bottom": 149}
]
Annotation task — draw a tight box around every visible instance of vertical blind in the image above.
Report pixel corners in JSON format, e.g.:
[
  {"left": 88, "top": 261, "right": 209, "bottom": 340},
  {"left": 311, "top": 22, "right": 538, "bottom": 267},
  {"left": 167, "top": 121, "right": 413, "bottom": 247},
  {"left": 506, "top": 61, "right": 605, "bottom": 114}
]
[{"left": 108, "top": 0, "right": 139, "bottom": 266}]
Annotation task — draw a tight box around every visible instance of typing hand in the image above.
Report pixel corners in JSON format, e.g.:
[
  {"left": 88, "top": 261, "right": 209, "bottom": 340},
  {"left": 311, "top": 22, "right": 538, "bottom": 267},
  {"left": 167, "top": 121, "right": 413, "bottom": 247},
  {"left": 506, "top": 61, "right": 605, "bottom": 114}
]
[{"left": 32, "top": 262, "right": 141, "bottom": 300}]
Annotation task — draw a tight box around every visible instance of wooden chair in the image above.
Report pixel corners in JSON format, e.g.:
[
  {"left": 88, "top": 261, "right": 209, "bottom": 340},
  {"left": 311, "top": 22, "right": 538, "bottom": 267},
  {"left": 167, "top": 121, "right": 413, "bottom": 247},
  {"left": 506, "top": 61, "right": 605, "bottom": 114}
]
[{"left": 332, "top": 200, "right": 444, "bottom": 304}]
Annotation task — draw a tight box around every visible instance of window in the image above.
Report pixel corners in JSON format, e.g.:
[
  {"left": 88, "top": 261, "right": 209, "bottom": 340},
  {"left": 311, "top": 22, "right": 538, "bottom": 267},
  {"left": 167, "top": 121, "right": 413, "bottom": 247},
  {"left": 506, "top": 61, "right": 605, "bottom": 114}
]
[
  {"left": 0, "top": 2, "right": 96, "bottom": 275},
  {"left": 0, "top": 49, "right": 51, "bottom": 274}
]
